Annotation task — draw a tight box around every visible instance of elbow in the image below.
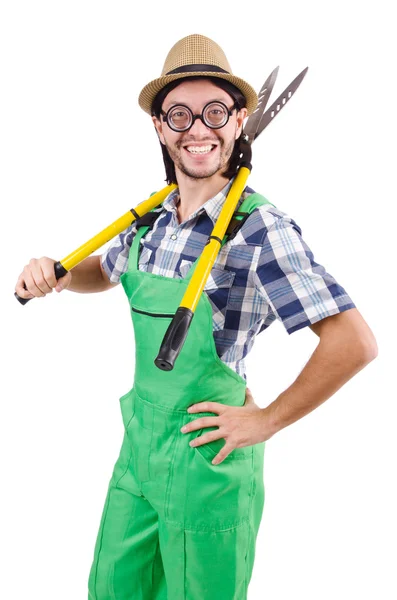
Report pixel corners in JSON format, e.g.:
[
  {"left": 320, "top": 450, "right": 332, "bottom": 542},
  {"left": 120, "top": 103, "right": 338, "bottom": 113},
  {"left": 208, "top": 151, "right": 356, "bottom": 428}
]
[
  {"left": 317, "top": 309, "right": 378, "bottom": 366},
  {"left": 358, "top": 330, "right": 379, "bottom": 364},
  {"left": 366, "top": 341, "right": 379, "bottom": 363},
  {"left": 345, "top": 309, "right": 379, "bottom": 364}
]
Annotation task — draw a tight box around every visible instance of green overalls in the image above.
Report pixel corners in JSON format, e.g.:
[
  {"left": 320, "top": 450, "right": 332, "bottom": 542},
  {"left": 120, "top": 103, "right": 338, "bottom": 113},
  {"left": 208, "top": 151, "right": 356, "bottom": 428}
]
[{"left": 88, "top": 193, "right": 272, "bottom": 599}]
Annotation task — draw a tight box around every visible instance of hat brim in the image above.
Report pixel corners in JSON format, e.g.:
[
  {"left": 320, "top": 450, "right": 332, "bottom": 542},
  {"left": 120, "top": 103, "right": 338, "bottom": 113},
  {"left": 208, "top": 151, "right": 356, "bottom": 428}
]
[{"left": 138, "top": 72, "right": 258, "bottom": 116}]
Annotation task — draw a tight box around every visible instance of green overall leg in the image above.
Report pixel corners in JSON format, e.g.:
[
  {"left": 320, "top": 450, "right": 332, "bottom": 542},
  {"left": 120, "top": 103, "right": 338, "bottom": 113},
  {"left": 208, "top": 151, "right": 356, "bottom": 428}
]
[
  {"left": 88, "top": 224, "right": 266, "bottom": 599},
  {"left": 88, "top": 432, "right": 167, "bottom": 600}
]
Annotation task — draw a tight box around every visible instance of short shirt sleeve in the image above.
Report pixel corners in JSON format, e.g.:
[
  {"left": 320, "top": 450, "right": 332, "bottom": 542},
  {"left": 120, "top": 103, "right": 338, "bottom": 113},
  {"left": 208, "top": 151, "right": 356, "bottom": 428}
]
[
  {"left": 253, "top": 215, "right": 356, "bottom": 335},
  {"left": 101, "top": 222, "right": 138, "bottom": 284}
]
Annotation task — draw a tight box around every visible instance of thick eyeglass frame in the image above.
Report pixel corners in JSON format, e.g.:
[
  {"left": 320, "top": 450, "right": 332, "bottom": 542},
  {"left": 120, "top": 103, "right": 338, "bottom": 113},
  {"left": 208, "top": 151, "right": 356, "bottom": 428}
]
[{"left": 160, "top": 100, "right": 239, "bottom": 132}]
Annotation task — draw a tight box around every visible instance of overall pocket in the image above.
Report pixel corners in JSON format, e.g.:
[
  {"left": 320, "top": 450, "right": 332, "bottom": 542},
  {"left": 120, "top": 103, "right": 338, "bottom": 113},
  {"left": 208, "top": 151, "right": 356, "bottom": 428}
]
[
  {"left": 119, "top": 388, "right": 153, "bottom": 483},
  {"left": 192, "top": 424, "right": 253, "bottom": 462},
  {"left": 110, "top": 389, "right": 137, "bottom": 489},
  {"left": 119, "top": 387, "right": 136, "bottom": 430},
  {"left": 183, "top": 425, "right": 255, "bottom": 531}
]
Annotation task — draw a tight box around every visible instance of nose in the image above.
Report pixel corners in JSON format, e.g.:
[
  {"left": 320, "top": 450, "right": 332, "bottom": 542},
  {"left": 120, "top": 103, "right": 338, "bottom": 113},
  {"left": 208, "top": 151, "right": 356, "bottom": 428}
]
[{"left": 188, "top": 115, "right": 211, "bottom": 135}]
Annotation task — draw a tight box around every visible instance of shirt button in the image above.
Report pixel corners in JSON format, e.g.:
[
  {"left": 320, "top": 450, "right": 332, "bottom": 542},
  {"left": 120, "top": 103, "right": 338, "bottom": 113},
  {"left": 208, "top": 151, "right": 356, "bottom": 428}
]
[{"left": 170, "top": 234, "right": 177, "bottom": 240}]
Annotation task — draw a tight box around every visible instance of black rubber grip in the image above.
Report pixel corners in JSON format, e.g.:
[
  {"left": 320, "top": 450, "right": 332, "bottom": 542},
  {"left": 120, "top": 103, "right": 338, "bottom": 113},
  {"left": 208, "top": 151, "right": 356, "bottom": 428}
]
[
  {"left": 239, "top": 139, "right": 252, "bottom": 171},
  {"left": 154, "top": 307, "right": 194, "bottom": 371},
  {"left": 14, "top": 261, "right": 69, "bottom": 305}
]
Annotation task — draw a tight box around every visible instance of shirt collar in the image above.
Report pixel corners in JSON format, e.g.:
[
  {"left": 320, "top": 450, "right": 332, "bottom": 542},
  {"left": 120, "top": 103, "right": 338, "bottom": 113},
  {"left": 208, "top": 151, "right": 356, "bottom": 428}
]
[{"left": 161, "top": 177, "right": 245, "bottom": 225}]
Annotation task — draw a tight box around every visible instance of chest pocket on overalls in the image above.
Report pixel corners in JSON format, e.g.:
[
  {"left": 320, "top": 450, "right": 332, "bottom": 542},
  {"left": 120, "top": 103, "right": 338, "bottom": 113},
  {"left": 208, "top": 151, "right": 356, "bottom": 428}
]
[{"left": 179, "top": 260, "right": 235, "bottom": 331}]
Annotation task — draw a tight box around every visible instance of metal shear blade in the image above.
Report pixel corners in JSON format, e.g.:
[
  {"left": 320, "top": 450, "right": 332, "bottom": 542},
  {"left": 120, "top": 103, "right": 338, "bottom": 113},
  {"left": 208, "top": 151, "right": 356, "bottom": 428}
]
[
  {"left": 244, "top": 66, "right": 309, "bottom": 144},
  {"left": 243, "top": 66, "right": 279, "bottom": 144}
]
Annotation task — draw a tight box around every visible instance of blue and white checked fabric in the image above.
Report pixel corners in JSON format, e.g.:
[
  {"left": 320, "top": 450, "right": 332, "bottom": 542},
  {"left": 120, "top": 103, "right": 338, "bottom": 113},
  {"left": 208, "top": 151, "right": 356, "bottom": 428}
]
[{"left": 101, "top": 178, "right": 356, "bottom": 381}]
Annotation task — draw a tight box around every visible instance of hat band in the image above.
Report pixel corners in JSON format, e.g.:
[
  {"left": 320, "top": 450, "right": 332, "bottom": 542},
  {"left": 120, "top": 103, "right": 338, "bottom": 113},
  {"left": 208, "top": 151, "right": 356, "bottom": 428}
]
[{"left": 165, "top": 64, "right": 229, "bottom": 76}]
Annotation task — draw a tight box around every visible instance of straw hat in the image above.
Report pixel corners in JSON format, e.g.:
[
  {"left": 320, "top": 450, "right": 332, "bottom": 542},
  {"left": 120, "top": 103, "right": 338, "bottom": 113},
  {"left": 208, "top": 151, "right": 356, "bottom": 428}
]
[{"left": 138, "top": 34, "right": 258, "bottom": 116}]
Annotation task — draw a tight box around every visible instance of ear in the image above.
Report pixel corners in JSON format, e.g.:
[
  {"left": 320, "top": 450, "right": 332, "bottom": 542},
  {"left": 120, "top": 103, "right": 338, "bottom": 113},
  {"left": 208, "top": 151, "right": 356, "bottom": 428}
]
[
  {"left": 235, "top": 107, "right": 248, "bottom": 139},
  {"left": 152, "top": 115, "right": 166, "bottom": 144}
]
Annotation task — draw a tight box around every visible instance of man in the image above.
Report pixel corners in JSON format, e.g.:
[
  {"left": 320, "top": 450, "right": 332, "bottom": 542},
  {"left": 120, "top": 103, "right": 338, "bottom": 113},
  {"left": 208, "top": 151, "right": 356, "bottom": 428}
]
[{"left": 15, "top": 34, "right": 377, "bottom": 599}]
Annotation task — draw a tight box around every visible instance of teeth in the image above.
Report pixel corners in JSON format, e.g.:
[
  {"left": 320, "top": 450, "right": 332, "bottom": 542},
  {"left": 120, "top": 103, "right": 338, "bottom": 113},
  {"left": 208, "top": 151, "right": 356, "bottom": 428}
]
[{"left": 186, "top": 145, "right": 213, "bottom": 154}]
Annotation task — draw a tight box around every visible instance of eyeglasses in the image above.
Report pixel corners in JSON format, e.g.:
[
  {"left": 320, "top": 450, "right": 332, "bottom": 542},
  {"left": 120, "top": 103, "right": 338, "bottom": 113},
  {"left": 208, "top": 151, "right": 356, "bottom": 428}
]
[{"left": 161, "top": 101, "right": 239, "bottom": 132}]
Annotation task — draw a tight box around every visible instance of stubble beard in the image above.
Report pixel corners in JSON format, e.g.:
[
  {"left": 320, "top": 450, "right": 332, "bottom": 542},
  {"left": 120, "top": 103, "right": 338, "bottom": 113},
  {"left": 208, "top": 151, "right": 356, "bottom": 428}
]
[{"left": 165, "top": 137, "right": 235, "bottom": 180}]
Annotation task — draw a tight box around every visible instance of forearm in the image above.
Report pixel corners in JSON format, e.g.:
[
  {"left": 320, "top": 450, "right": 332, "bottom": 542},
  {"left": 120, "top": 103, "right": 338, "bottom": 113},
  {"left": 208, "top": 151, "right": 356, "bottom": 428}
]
[
  {"left": 67, "top": 255, "right": 114, "bottom": 293},
  {"left": 263, "top": 336, "right": 376, "bottom": 436}
]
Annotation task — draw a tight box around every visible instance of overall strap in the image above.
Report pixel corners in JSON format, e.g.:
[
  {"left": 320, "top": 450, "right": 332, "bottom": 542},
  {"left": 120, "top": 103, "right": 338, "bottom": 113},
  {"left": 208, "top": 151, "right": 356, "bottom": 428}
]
[
  {"left": 184, "top": 192, "right": 276, "bottom": 281},
  {"left": 127, "top": 192, "right": 276, "bottom": 278},
  {"left": 127, "top": 206, "right": 163, "bottom": 272},
  {"left": 128, "top": 225, "right": 150, "bottom": 272},
  {"left": 221, "top": 192, "right": 276, "bottom": 247}
]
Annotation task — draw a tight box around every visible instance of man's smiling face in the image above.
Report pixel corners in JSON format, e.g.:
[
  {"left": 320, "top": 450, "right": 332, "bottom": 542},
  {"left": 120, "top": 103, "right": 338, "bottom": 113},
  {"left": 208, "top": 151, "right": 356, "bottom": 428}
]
[{"left": 152, "top": 79, "right": 247, "bottom": 180}]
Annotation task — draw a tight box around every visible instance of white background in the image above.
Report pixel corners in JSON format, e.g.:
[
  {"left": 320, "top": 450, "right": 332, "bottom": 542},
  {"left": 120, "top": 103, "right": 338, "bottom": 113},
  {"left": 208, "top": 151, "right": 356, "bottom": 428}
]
[{"left": 1, "top": 1, "right": 395, "bottom": 598}]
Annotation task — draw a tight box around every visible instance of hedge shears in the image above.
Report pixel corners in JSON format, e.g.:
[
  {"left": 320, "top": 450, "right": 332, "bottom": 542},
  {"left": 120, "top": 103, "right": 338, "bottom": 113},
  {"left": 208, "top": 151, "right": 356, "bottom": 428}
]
[{"left": 15, "top": 66, "right": 308, "bottom": 371}]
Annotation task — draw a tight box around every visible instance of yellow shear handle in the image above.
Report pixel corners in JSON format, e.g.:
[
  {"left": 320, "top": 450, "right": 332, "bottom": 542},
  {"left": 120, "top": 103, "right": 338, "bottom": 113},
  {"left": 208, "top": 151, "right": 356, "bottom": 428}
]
[
  {"left": 61, "top": 184, "right": 177, "bottom": 271},
  {"left": 15, "top": 183, "right": 176, "bottom": 305},
  {"left": 154, "top": 167, "right": 251, "bottom": 371},
  {"left": 181, "top": 166, "right": 250, "bottom": 311}
]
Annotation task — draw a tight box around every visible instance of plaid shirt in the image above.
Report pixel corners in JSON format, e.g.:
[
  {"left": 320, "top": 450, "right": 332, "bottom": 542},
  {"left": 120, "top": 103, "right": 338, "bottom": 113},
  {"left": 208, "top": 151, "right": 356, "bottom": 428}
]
[{"left": 101, "top": 178, "right": 356, "bottom": 381}]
